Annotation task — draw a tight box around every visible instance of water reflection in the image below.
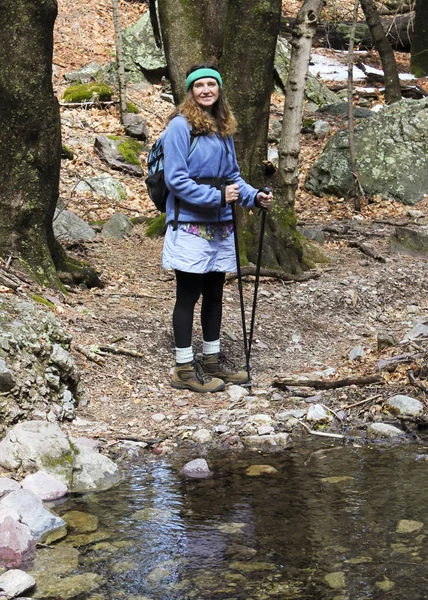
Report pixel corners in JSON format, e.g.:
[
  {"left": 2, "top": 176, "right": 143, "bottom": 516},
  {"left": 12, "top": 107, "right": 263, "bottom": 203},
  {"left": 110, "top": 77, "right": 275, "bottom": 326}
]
[{"left": 46, "top": 443, "right": 428, "bottom": 599}]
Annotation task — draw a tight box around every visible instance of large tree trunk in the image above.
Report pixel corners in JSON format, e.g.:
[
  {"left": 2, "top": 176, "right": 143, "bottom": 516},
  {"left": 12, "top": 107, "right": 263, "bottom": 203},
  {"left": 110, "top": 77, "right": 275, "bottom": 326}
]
[
  {"left": 411, "top": 0, "right": 428, "bottom": 77},
  {"left": 0, "top": 0, "right": 100, "bottom": 289},
  {"left": 360, "top": 0, "right": 402, "bottom": 104}
]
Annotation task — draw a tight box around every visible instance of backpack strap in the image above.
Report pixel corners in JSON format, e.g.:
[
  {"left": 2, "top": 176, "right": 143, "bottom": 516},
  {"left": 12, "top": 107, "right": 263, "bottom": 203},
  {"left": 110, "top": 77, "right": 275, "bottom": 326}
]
[{"left": 172, "top": 131, "right": 199, "bottom": 230}]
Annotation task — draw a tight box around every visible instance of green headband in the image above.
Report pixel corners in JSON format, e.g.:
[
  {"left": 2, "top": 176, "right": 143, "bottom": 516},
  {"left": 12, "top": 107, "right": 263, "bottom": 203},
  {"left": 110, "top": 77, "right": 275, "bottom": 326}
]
[{"left": 185, "top": 68, "right": 222, "bottom": 92}]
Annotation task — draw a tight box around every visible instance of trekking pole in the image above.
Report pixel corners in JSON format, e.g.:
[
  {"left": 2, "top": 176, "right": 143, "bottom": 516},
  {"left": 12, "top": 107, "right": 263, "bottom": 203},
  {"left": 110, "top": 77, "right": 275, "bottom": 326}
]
[
  {"left": 228, "top": 179, "right": 251, "bottom": 383},
  {"left": 247, "top": 187, "right": 270, "bottom": 364}
]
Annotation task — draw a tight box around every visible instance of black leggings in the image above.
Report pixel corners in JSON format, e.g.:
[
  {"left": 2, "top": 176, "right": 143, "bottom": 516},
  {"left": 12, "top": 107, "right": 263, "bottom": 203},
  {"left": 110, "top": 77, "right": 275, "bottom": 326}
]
[{"left": 173, "top": 270, "right": 225, "bottom": 348}]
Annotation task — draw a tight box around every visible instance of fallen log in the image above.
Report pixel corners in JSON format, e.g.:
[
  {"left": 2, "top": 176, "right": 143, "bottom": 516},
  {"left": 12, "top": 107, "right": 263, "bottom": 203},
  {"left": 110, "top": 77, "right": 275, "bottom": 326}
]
[
  {"left": 280, "top": 12, "right": 414, "bottom": 50},
  {"left": 227, "top": 267, "right": 321, "bottom": 283},
  {"left": 348, "top": 240, "right": 386, "bottom": 262},
  {"left": 273, "top": 374, "right": 384, "bottom": 390}
]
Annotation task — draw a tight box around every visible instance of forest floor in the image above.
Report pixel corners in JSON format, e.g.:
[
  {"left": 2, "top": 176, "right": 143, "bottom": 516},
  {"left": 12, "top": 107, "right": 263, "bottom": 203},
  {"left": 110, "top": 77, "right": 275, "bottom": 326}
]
[{"left": 19, "top": 0, "right": 428, "bottom": 450}]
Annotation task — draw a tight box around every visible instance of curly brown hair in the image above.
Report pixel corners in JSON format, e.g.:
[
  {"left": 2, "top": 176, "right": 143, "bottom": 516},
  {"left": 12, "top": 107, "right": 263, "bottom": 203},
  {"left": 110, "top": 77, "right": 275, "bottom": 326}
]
[{"left": 167, "top": 63, "right": 237, "bottom": 137}]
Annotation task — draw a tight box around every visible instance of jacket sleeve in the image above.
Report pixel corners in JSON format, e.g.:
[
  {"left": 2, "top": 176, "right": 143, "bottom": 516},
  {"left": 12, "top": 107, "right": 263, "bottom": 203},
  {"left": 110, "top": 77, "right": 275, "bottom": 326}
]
[
  {"left": 224, "top": 137, "right": 259, "bottom": 208},
  {"left": 163, "top": 118, "right": 222, "bottom": 208}
]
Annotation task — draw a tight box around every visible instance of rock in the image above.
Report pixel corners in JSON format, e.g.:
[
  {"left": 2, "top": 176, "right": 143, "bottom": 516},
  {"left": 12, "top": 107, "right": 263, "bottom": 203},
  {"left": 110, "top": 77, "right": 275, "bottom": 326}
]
[
  {"left": 407, "top": 209, "right": 425, "bottom": 220},
  {"left": 298, "top": 227, "right": 325, "bottom": 244},
  {"left": 181, "top": 458, "right": 211, "bottom": 479},
  {"left": 349, "top": 345, "right": 365, "bottom": 361},
  {"left": 151, "top": 413, "right": 166, "bottom": 423},
  {"left": 367, "top": 423, "right": 405, "bottom": 438},
  {"left": 0, "top": 421, "right": 75, "bottom": 485},
  {"left": 242, "top": 433, "right": 291, "bottom": 448},
  {"left": 390, "top": 226, "right": 428, "bottom": 259},
  {"left": 75, "top": 175, "right": 127, "bottom": 201},
  {"left": 306, "top": 98, "right": 428, "bottom": 205},
  {"left": 0, "top": 479, "right": 20, "bottom": 500},
  {"left": 249, "top": 414, "right": 273, "bottom": 426},
  {"left": 227, "top": 385, "right": 248, "bottom": 403},
  {"left": 386, "top": 394, "right": 424, "bottom": 417},
  {"left": 21, "top": 472, "right": 68, "bottom": 501},
  {"left": 313, "top": 120, "right": 330, "bottom": 138},
  {"left": 122, "top": 11, "right": 167, "bottom": 79},
  {"left": 276, "top": 409, "right": 306, "bottom": 421},
  {"left": 94, "top": 135, "right": 143, "bottom": 177},
  {"left": 61, "top": 511, "right": 99, "bottom": 534},
  {"left": 50, "top": 344, "right": 77, "bottom": 380},
  {"left": 0, "top": 569, "right": 35, "bottom": 598},
  {"left": 53, "top": 208, "right": 96, "bottom": 242},
  {"left": 70, "top": 439, "right": 121, "bottom": 493},
  {"left": 396, "top": 519, "right": 424, "bottom": 533},
  {"left": 0, "top": 358, "right": 15, "bottom": 392},
  {"left": 63, "top": 82, "right": 114, "bottom": 104},
  {"left": 192, "top": 429, "right": 213, "bottom": 444},
  {"left": 29, "top": 572, "right": 103, "bottom": 600},
  {"left": 122, "top": 113, "right": 149, "bottom": 140},
  {"left": 0, "top": 490, "right": 66, "bottom": 543},
  {"left": 245, "top": 465, "right": 278, "bottom": 476},
  {"left": 324, "top": 571, "right": 346, "bottom": 589},
  {"left": 401, "top": 320, "right": 428, "bottom": 341},
  {"left": 101, "top": 213, "right": 133, "bottom": 239},
  {"left": 64, "top": 62, "right": 102, "bottom": 83},
  {"left": 132, "top": 508, "right": 171, "bottom": 521},
  {"left": 306, "top": 404, "right": 332, "bottom": 424},
  {"left": 316, "top": 101, "right": 373, "bottom": 118},
  {"left": 28, "top": 545, "right": 79, "bottom": 576},
  {"left": 377, "top": 332, "right": 398, "bottom": 350},
  {"left": 257, "top": 425, "right": 275, "bottom": 436},
  {"left": 0, "top": 517, "right": 35, "bottom": 568}
]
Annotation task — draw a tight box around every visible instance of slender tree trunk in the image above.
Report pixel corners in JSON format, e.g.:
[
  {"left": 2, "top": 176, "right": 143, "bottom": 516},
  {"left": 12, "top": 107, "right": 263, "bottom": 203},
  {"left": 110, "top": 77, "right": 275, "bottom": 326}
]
[
  {"left": 347, "top": 0, "right": 363, "bottom": 211},
  {"left": 0, "top": 0, "right": 101, "bottom": 288},
  {"left": 272, "top": 0, "right": 325, "bottom": 272},
  {"left": 360, "top": 0, "right": 402, "bottom": 104},
  {"left": 112, "top": 0, "right": 128, "bottom": 122},
  {"left": 410, "top": 0, "right": 428, "bottom": 77}
]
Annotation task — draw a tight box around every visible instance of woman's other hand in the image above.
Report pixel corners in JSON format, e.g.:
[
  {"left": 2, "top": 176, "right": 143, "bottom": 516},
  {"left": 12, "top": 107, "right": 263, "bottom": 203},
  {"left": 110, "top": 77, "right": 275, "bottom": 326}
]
[
  {"left": 256, "top": 189, "right": 273, "bottom": 210},
  {"left": 225, "top": 183, "right": 240, "bottom": 204}
]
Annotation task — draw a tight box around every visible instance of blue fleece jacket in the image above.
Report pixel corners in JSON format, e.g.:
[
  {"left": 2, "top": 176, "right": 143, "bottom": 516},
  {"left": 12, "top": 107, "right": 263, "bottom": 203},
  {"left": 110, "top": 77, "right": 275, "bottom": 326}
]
[{"left": 162, "top": 115, "right": 258, "bottom": 225}]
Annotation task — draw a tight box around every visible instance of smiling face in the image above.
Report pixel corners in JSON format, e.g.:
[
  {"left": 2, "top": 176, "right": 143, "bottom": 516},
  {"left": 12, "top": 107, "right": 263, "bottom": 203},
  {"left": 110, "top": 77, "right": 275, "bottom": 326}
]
[{"left": 191, "top": 77, "right": 219, "bottom": 112}]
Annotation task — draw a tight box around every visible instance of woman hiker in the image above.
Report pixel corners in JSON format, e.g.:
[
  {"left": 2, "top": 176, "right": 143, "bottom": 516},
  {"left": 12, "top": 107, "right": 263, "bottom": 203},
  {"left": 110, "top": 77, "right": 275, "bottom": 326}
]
[{"left": 162, "top": 63, "right": 272, "bottom": 393}]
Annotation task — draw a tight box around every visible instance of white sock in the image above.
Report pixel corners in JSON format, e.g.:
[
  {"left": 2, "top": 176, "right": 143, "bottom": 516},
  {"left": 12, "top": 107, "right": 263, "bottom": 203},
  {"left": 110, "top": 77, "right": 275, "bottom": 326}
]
[
  {"left": 203, "top": 339, "right": 220, "bottom": 355},
  {"left": 175, "top": 346, "right": 194, "bottom": 365}
]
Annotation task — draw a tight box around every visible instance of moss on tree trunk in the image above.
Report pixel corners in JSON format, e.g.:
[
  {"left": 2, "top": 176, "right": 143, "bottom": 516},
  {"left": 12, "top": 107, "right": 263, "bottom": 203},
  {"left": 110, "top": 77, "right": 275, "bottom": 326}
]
[{"left": 0, "top": 0, "right": 100, "bottom": 289}]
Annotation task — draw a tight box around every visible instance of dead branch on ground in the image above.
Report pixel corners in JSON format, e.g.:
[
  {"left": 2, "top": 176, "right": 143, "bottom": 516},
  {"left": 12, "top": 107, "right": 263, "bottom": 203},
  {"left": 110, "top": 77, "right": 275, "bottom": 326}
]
[{"left": 273, "top": 374, "right": 384, "bottom": 390}]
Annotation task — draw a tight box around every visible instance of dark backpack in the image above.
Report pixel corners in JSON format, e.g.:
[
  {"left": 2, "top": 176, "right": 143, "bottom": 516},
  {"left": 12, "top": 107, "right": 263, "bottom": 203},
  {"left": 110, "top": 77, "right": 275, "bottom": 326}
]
[{"left": 145, "top": 132, "right": 198, "bottom": 213}]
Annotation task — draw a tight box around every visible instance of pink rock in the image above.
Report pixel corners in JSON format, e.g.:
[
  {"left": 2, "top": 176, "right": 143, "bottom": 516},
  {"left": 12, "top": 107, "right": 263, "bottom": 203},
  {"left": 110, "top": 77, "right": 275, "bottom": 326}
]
[
  {"left": 21, "top": 471, "right": 68, "bottom": 501},
  {"left": 0, "top": 516, "right": 35, "bottom": 568},
  {"left": 0, "top": 478, "right": 20, "bottom": 499}
]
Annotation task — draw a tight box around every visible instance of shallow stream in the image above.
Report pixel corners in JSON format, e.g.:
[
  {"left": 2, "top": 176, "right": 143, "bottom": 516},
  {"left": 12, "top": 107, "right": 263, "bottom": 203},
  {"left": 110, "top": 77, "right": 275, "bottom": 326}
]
[{"left": 40, "top": 442, "right": 428, "bottom": 599}]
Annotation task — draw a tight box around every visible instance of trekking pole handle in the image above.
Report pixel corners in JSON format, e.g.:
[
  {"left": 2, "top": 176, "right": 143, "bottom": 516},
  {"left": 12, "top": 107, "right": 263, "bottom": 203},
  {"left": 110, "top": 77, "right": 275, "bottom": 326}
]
[{"left": 258, "top": 187, "right": 271, "bottom": 214}]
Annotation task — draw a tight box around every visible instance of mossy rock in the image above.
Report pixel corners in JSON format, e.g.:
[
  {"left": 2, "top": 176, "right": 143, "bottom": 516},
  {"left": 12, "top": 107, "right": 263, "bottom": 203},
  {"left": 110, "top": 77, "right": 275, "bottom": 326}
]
[
  {"left": 145, "top": 214, "right": 166, "bottom": 238},
  {"left": 127, "top": 102, "right": 139, "bottom": 114},
  {"left": 63, "top": 83, "right": 114, "bottom": 103},
  {"left": 107, "top": 136, "right": 143, "bottom": 166}
]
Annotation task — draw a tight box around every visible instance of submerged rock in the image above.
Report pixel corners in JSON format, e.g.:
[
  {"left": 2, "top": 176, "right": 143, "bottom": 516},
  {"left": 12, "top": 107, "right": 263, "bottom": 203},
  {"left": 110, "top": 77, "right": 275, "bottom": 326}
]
[
  {"left": 181, "top": 458, "right": 211, "bottom": 479},
  {"left": 245, "top": 465, "right": 278, "bottom": 476}
]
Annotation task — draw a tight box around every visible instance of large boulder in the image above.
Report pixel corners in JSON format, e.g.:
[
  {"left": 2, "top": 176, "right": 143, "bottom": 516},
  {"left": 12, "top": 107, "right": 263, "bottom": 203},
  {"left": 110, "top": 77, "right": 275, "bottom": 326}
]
[
  {"left": 53, "top": 208, "right": 96, "bottom": 242},
  {"left": 0, "top": 490, "right": 66, "bottom": 543},
  {"left": 0, "top": 421, "right": 75, "bottom": 485},
  {"left": 122, "top": 11, "right": 167, "bottom": 82},
  {"left": 306, "top": 98, "right": 428, "bottom": 205},
  {"left": 0, "top": 421, "right": 120, "bottom": 493}
]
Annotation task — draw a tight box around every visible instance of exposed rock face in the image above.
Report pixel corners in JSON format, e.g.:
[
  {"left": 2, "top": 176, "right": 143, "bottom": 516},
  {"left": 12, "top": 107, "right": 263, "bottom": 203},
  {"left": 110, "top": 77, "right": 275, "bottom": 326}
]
[
  {"left": 306, "top": 98, "right": 428, "bottom": 205},
  {"left": 122, "top": 11, "right": 167, "bottom": 81}
]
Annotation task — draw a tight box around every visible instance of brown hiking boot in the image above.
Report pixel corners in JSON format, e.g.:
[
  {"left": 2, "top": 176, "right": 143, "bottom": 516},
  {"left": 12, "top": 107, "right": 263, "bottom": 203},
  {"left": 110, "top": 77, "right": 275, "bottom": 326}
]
[
  {"left": 171, "top": 360, "right": 225, "bottom": 393},
  {"left": 202, "top": 352, "right": 249, "bottom": 384}
]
